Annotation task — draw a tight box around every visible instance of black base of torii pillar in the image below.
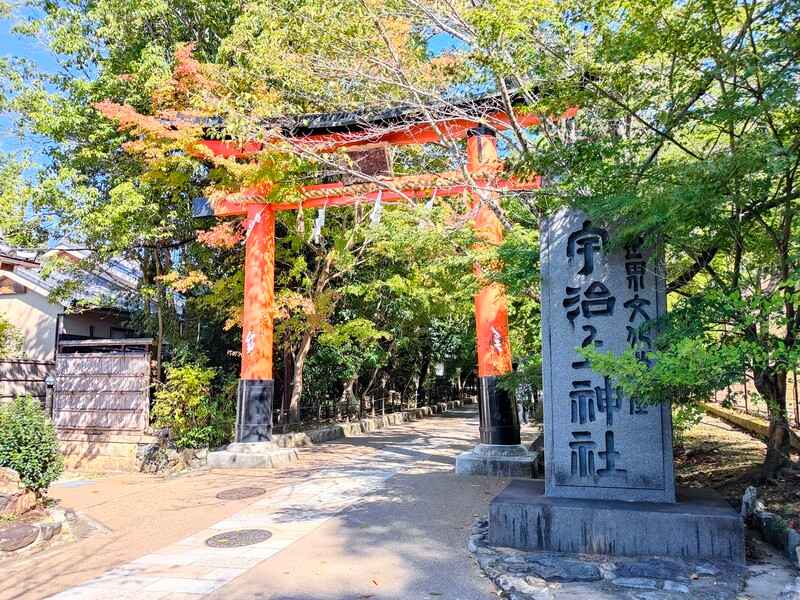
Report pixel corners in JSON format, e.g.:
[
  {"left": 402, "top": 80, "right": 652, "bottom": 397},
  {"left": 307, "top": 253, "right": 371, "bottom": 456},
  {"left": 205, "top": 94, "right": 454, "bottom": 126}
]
[
  {"left": 478, "top": 375, "right": 520, "bottom": 445},
  {"left": 235, "top": 379, "right": 273, "bottom": 442},
  {"left": 456, "top": 374, "right": 535, "bottom": 477}
]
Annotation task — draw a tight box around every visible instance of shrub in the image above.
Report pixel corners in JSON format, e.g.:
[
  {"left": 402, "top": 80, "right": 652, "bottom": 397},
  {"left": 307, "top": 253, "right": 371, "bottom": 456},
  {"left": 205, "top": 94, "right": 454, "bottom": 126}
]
[
  {"left": 672, "top": 402, "right": 705, "bottom": 447},
  {"left": 152, "top": 362, "right": 233, "bottom": 449},
  {"left": 0, "top": 396, "right": 64, "bottom": 495}
]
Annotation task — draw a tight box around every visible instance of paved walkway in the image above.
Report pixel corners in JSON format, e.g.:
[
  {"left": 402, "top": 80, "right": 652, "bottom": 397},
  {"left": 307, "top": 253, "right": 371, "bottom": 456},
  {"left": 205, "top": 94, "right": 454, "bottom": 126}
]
[{"left": 3, "top": 407, "right": 518, "bottom": 600}]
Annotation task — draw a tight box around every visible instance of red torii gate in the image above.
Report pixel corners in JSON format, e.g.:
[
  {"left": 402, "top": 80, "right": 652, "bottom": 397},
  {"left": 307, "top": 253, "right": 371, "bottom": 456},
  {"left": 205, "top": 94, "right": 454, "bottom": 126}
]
[{"left": 200, "top": 101, "right": 561, "bottom": 448}]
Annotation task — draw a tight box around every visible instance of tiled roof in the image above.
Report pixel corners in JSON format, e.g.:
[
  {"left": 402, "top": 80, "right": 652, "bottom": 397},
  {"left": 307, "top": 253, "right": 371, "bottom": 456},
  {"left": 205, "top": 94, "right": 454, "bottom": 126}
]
[
  {"left": 199, "top": 88, "right": 532, "bottom": 138},
  {"left": 0, "top": 239, "right": 141, "bottom": 310}
]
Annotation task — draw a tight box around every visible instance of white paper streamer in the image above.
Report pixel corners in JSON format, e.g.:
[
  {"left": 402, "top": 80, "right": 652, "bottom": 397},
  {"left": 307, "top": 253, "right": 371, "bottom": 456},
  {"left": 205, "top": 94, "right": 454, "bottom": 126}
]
[
  {"left": 310, "top": 203, "right": 327, "bottom": 244},
  {"left": 244, "top": 207, "right": 265, "bottom": 242},
  {"left": 296, "top": 204, "right": 305, "bottom": 235},
  {"left": 370, "top": 190, "right": 383, "bottom": 225},
  {"left": 425, "top": 188, "right": 437, "bottom": 211}
]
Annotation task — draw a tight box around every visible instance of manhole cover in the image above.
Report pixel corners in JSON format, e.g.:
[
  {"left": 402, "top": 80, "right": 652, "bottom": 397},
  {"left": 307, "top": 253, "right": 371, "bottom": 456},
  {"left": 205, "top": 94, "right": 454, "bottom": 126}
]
[
  {"left": 205, "top": 529, "right": 272, "bottom": 548},
  {"left": 215, "top": 486, "right": 266, "bottom": 500}
]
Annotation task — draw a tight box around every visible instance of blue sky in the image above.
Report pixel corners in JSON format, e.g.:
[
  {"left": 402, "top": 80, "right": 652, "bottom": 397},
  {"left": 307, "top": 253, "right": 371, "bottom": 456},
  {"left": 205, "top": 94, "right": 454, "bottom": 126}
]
[
  {"left": 1, "top": 7, "right": 58, "bottom": 162},
  {"left": 427, "top": 32, "right": 465, "bottom": 55}
]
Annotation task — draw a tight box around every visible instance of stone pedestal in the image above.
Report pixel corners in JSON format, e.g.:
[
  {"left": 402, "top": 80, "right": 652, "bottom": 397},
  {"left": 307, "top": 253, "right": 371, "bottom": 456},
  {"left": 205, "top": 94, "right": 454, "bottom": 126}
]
[
  {"left": 456, "top": 372, "right": 531, "bottom": 478},
  {"left": 455, "top": 443, "right": 536, "bottom": 478},
  {"left": 489, "top": 480, "right": 745, "bottom": 564},
  {"left": 207, "top": 442, "right": 298, "bottom": 469}
]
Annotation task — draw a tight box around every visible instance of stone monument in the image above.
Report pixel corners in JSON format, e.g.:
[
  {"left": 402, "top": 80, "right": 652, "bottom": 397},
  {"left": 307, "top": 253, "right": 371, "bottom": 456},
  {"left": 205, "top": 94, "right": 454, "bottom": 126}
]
[{"left": 488, "top": 208, "right": 744, "bottom": 562}]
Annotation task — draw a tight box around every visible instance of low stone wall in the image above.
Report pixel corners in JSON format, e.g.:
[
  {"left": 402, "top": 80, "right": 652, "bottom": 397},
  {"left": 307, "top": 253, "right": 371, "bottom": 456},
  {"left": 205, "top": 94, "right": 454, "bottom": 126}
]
[
  {"left": 702, "top": 403, "right": 800, "bottom": 451},
  {"left": 741, "top": 486, "right": 800, "bottom": 568},
  {"left": 59, "top": 431, "right": 160, "bottom": 471},
  {"left": 271, "top": 399, "right": 472, "bottom": 448},
  {"left": 61, "top": 398, "right": 475, "bottom": 472}
]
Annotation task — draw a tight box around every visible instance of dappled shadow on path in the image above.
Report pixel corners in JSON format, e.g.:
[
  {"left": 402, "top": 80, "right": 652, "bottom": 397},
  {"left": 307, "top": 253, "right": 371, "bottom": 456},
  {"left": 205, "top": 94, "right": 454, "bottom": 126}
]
[
  {"left": 210, "top": 468, "right": 508, "bottom": 600},
  {"left": 4, "top": 406, "right": 498, "bottom": 600},
  {"left": 204, "top": 406, "right": 508, "bottom": 600}
]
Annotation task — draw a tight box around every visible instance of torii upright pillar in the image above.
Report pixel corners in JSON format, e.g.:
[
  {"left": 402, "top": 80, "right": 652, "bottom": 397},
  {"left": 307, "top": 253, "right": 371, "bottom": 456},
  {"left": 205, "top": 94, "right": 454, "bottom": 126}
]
[
  {"left": 455, "top": 126, "right": 535, "bottom": 477},
  {"left": 208, "top": 203, "right": 301, "bottom": 466},
  {"left": 237, "top": 204, "right": 276, "bottom": 442}
]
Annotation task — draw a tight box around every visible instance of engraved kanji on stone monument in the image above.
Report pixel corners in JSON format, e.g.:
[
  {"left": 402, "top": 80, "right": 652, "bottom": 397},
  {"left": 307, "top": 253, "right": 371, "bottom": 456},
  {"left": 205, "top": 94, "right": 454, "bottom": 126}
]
[
  {"left": 541, "top": 208, "right": 675, "bottom": 503},
  {"left": 625, "top": 236, "right": 655, "bottom": 413}
]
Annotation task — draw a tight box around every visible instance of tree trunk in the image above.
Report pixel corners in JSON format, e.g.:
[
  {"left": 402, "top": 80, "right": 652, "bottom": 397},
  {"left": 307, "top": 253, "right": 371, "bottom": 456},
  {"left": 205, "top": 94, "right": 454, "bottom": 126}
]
[
  {"left": 754, "top": 367, "right": 791, "bottom": 479},
  {"left": 417, "top": 352, "right": 432, "bottom": 406},
  {"left": 153, "top": 248, "right": 164, "bottom": 383},
  {"left": 288, "top": 331, "right": 313, "bottom": 424},
  {"left": 341, "top": 375, "right": 358, "bottom": 419},
  {"left": 284, "top": 249, "right": 338, "bottom": 425},
  {"left": 280, "top": 347, "right": 292, "bottom": 426},
  {"left": 362, "top": 366, "right": 381, "bottom": 400}
]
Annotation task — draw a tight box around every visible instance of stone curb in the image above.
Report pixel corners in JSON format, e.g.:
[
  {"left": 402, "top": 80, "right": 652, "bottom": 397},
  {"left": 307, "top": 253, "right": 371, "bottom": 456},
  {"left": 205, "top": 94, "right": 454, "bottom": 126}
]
[
  {"left": 142, "top": 398, "right": 476, "bottom": 473},
  {"left": 754, "top": 511, "right": 800, "bottom": 569},
  {"left": 702, "top": 403, "right": 800, "bottom": 451},
  {"left": 270, "top": 398, "right": 473, "bottom": 448},
  {"left": 742, "top": 486, "right": 800, "bottom": 570},
  {"left": 0, "top": 507, "right": 72, "bottom": 555},
  {"left": 199, "top": 398, "right": 476, "bottom": 468}
]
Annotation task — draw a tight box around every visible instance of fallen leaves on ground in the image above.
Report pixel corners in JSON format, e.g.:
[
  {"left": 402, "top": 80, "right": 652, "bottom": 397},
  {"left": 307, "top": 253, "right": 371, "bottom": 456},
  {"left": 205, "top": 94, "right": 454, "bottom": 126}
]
[{"left": 675, "top": 416, "right": 800, "bottom": 522}]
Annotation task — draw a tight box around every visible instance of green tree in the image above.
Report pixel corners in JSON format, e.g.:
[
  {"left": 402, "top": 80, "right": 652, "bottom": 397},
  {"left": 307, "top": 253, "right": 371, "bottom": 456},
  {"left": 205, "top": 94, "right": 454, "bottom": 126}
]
[
  {"left": 302, "top": 0, "right": 800, "bottom": 477},
  {"left": 0, "top": 314, "right": 23, "bottom": 359},
  {"left": 443, "top": 0, "right": 800, "bottom": 477},
  {"left": 2, "top": 1, "right": 247, "bottom": 376}
]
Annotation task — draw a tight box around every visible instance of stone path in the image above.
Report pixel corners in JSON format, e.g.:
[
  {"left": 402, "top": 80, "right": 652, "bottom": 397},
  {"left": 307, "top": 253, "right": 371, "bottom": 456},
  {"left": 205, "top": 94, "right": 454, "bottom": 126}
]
[
  {"left": 5, "top": 408, "right": 798, "bottom": 600},
  {"left": 4, "top": 406, "right": 509, "bottom": 600},
  {"left": 46, "top": 461, "right": 403, "bottom": 599}
]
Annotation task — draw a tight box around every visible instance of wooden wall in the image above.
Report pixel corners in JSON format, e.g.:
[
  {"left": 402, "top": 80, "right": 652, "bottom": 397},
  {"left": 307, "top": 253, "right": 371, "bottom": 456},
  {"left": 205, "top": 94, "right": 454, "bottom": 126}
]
[
  {"left": 0, "top": 359, "right": 54, "bottom": 404},
  {"left": 54, "top": 352, "right": 150, "bottom": 433}
]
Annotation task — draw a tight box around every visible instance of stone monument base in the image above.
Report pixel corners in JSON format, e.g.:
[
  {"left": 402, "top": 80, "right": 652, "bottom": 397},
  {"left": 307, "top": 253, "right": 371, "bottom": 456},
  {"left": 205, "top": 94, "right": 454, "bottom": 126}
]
[
  {"left": 455, "top": 444, "right": 536, "bottom": 478},
  {"left": 489, "top": 479, "right": 744, "bottom": 564},
  {"left": 207, "top": 442, "right": 298, "bottom": 469}
]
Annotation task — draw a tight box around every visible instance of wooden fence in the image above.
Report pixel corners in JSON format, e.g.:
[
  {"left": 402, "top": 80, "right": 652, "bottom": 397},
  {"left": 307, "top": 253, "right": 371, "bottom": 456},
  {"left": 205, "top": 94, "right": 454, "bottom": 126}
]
[
  {"left": 53, "top": 339, "right": 152, "bottom": 434},
  {"left": 0, "top": 359, "right": 55, "bottom": 405}
]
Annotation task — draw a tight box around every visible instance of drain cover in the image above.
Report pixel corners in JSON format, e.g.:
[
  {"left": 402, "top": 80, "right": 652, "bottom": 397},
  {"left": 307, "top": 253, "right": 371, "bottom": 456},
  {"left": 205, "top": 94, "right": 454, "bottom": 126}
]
[
  {"left": 215, "top": 486, "right": 266, "bottom": 500},
  {"left": 205, "top": 529, "right": 272, "bottom": 548}
]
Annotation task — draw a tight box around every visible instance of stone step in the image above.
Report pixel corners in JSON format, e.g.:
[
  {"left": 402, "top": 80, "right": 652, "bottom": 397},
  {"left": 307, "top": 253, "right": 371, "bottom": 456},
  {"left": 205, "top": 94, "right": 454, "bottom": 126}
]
[
  {"left": 225, "top": 442, "right": 280, "bottom": 453},
  {"left": 207, "top": 448, "right": 299, "bottom": 469}
]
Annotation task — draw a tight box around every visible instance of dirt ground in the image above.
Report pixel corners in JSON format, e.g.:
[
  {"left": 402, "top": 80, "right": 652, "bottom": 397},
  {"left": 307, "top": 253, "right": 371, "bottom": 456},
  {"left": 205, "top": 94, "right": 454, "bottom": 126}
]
[{"left": 675, "top": 414, "right": 800, "bottom": 524}]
